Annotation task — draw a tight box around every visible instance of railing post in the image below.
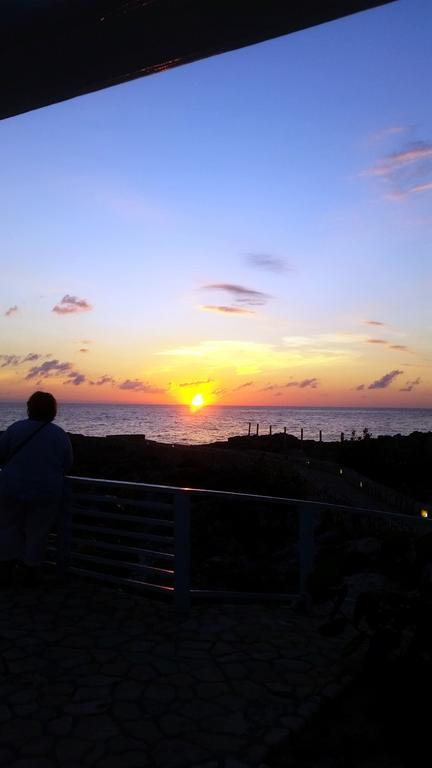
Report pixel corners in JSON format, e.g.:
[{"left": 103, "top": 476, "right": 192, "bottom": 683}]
[
  {"left": 174, "top": 491, "right": 191, "bottom": 611},
  {"left": 56, "top": 478, "right": 72, "bottom": 579},
  {"left": 299, "top": 505, "right": 315, "bottom": 596}
]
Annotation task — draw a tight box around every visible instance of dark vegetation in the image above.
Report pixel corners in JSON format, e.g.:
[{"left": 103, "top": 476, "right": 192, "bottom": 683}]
[
  {"left": 66, "top": 432, "right": 430, "bottom": 592},
  {"left": 227, "top": 430, "right": 432, "bottom": 503}
]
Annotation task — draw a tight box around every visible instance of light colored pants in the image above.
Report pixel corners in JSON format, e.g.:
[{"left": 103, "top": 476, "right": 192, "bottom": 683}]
[{"left": 0, "top": 496, "right": 60, "bottom": 566}]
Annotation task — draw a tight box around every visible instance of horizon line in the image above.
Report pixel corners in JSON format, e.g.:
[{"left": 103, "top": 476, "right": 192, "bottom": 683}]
[{"left": 0, "top": 399, "right": 430, "bottom": 411}]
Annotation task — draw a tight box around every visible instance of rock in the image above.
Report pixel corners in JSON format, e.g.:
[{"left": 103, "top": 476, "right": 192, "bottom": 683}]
[
  {"left": 144, "top": 683, "right": 176, "bottom": 702},
  {"left": 0, "top": 718, "right": 42, "bottom": 746},
  {"left": 63, "top": 699, "right": 110, "bottom": 715},
  {"left": 114, "top": 680, "right": 144, "bottom": 700},
  {"left": 56, "top": 738, "right": 91, "bottom": 763},
  {"left": 48, "top": 716, "right": 73, "bottom": 736},
  {"left": 13, "top": 760, "right": 55, "bottom": 768},
  {"left": 21, "top": 736, "right": 54, "bottom": 755},
  {"left": 96, "top": 753, "right": 149, "bottom": 768},
  {"left": 113, "top": 702, "right": 142, "bottom": 721},
  {"left": 0, "top": 705, "right": 11, "bottom": 723},
  {"left": 159, "top": 714, "right": 193, "bottom": 736},
  {"left": 152, "top": 738, "right": 210, "bottom": 768},
  {"left": 205, "top": 712, "right": 249, "bottom": 736},
  {"left": 264, "top": 727, "right": 290, "bottom": 746},
  {"left": 74, "top": 714, "right": 120, "bottom": 740},
  {"left": 193, "top": 667, "right": 225, "bottom": 683}
]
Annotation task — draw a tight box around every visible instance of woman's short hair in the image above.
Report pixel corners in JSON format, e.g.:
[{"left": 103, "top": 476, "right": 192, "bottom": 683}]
[{"left": 27, "top": 391, "right": 57, "bottom": 422}]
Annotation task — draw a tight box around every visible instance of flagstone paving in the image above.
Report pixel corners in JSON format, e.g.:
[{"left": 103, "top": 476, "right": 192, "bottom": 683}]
[{"left": 0, "top": 580, "right": 365, "bottom": 767}]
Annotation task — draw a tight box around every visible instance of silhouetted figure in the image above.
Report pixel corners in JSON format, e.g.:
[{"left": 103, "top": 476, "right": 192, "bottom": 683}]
[{"left": 0, "top": 391, "right": 73, "bottom": 586}]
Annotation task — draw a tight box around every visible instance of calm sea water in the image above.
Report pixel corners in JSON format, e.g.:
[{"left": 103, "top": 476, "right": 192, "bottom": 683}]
[{"left": 0, "top": 402, "right": 431, "bottom": 444}]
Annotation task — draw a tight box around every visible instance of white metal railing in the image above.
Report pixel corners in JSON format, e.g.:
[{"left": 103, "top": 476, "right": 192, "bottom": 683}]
[{"left": 48, "top": 475, "right": 430, "bottom": 610}]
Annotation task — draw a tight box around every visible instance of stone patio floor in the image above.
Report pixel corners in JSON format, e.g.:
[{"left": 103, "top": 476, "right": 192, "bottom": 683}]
[{"left": 0, "top": 579, "right": 365, "bottom": 768}]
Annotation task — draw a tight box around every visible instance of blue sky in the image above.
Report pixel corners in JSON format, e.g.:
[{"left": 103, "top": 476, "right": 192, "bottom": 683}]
[{"left": 0, "top": 0, "right": 431, "bottom": 406}]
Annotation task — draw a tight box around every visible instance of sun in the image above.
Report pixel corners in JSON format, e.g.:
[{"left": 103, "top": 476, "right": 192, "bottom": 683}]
[{"left": 191, "top": 393, "right": 205, "bottom": 409}]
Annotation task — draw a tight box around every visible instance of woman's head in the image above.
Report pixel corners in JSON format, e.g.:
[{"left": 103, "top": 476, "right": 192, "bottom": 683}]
[{"left": 27, "top": 391, "right": 57, "bottom": 422}]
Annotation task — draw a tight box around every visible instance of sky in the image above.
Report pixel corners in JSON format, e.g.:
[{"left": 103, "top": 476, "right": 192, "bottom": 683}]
[{"left": 0, "top": 0, "right": 431, "bottom": 408}]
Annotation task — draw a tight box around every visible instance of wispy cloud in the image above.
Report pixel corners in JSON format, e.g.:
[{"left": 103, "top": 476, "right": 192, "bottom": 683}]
[
  {"left": 52, "top": 295, "right": 93, "bottom": 315},
  {"left": 4, "top": 305, "right": 18, "bottom": 317},
  {"left": 89, "top": 375, "right": 116, "bottom": 386},
  {"left": 364, "top": 140, "right": 432, "bottom": 198},
  {"left": 79, "top": 348, "right": 89, "bottom": 353},
  {"left": 200, "top": 305, "right": 254, "bottom": 315},
  {"left": 202, "top": 283, "right": 270, "bottom": 307},
  {"left": 285, "top": 378, "right": 318, "bottom": 389},
  {"left": 232, "top": 381, "right": 254, "bottom": 391},
  {"left": 246, "top": 253, "right": 291, "bottom": 273},
  {"left": 66, "top": 371, "right": 86, "bottom": 386},
  {"left": 158, "top": 338, "right": 354, "bottom": 375},
  {"left": 365, "top": 339, "right": 412, "bottom": 353},
  {"left": 118, "top": 379, "right": 165, "bottom": 393},
  {"left": 367, "top": 143, "right": 432, "bottom": 176},
  {"left": 0, "top": 353, "right": 41, "bottom": 368},
  {"left": 25, "top": 359, "right": 73, "bottom": 380},
  {"left": 368, "top": 369, "right": 403, "bottom": 390},
  {"left": 0, "top": 354, "right": 22, "bottom": 368},
  {"left": 365, "top": 320, "right": 385, "bottom": 326},
  {"left": 400, "top": 377, "right": 420, "bottom": 392},
  {"left": 356, "top": 384, "right": 365, "bottom": 391},
  {"left": 178, "top": 379, "right": 213, "bottom": 388},
  {"left": 369, "top": 125, "right": 409, "bottom": 143}
]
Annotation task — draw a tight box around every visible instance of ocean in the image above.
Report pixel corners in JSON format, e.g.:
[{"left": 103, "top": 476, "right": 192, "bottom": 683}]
[{"left": 0, "top": 402, "right": 431, "bottom": 444}]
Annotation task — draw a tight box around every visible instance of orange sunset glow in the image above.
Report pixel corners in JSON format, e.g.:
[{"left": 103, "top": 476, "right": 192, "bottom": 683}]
[{"left": 0, "top": 1, "right": 430, "bottom": 411}]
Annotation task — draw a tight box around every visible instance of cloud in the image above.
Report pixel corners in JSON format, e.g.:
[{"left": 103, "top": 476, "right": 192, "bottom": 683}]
[
  {"left": 400, "top": 377, "right": 420, "bottom": 392},
  {"left": 200, "top": 305, "right": 254, "bottom": 315},
  {"left": 90, "top": 375, "right": 116, "bottom": 386},
  {"left": 390, "top": 344, "right": 410, "bottom": 352},
  {"left": 285, "top": 378, "right": 319, "bottom": 389},
  {"left": 158, "top": 338, "right": 354, "bottom": 375},
  {"left": 365, "top": 320, "right": 385, "bottom": 326},
  {"left": 25, "top": 359, "right": 73, "bottom": 380},
  {"left": 403, "top": 181, "right": 432, "bottom": 196},
  {"left": 370, "top": 125, "right": 409, "bottom": 142},
  {"left": 368, "top": 369, "right": 403, "bottom": 390},
  {"left": 79, "top": 348, "right": 89, "bottom": 353},
  {"left": 232, "top": 381, "right": 254, "bottom": 391},
  {"left": 179, "top": 379, "right": 213, "bottom": 388},
  {"left": 202, "top": 283, "right": 270, "bottom": 307},
  {"left": 212, "top": 388, "right": 227, "bottom": 396},
  {"left": 364, "top": 140, "right": 432, "bottom": 198},
  {"left": 52, "top": 294, "right": 93, "bottom": 315},
  {"left": 356, "top": 384, "right": 365, "bottom": 391},
  {"left": 367, "top": 339, "right": 388, "bottom": 344},
  {"left": 0, "top": 353, "right": 41, "bottom": 368},
  {"left": 259, "top": 384, "right": 279, "bottom": 392},
  {"left": 368, "top": 143, "right": 432, "bottom": 176},
  {"left": 246, "top": 253, "right": 291, "bottom": 273},
  {"left": 118, "top": 379, "right": 165, "bottom": 394},
  {"left": 66, "top": 372, "right": 86, "bottom": 386},
  {"left": 4, "top": 305, "right": 18, "bottom": 317},
  {"left": 0, "top": 355, "right": 21, "bottom": 368}
]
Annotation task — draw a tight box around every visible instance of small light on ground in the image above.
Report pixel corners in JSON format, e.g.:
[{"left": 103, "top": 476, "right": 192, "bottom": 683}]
[
  {"left": 359, "top": 481, "right": 363, "bottom": 489},
  {"left": 421, "top": 510, "right": 428, "bottom": 519},
  {"left": 339, "top": 468, "right": 343, "bottom": 475}
]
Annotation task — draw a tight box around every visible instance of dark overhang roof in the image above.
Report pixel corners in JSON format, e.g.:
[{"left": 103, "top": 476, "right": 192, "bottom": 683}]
[{"left": 1, "top": 1, "right": 396, "bottom": 120}]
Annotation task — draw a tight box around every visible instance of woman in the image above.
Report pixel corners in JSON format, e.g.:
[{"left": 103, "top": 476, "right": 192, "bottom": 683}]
[{"left": 0, "top": 391, "right": 73, "bottom": 586}]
